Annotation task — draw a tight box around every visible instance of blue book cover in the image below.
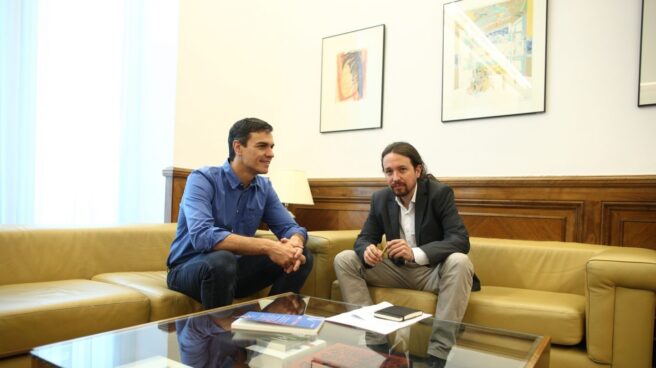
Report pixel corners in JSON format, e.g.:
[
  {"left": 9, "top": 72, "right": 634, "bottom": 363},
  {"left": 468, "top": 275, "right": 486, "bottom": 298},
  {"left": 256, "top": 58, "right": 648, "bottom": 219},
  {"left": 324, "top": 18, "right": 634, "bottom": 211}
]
[{"left": 240, "top": 312, "right": 324, "bottom": 329}]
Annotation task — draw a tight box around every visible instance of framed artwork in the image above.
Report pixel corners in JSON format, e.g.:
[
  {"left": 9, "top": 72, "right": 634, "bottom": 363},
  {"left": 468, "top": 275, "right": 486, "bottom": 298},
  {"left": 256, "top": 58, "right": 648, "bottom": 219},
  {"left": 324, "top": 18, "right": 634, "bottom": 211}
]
[
  {"left": 320, "top": 25, "right": 385, "bottom": 133},
  {"left": 441, "top": 0, "right": 548, "bottom": 122},
  {"left": 639, "top": 0, "right": 656, "bottom": 106}
]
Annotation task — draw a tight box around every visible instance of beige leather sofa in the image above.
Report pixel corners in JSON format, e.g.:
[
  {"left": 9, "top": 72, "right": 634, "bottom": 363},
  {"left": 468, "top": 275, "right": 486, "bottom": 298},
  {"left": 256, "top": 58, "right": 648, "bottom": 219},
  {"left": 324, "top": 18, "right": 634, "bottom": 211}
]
[
  {"left": 1, "top": 226, "right": 654, "bottom": 367},
  {"left": 0, "top": 224, "right": 334, "bottom": 365},
  {"left": 325, "top": 231, "right": 656, "bottom": 368}
]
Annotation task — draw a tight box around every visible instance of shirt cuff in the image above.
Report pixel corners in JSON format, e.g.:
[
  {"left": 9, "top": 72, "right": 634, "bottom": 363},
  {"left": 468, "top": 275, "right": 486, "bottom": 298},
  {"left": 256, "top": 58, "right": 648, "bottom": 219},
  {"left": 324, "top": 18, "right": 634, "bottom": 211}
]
[
  {"left": 412, "top": 247, "right": 430, "bottom": 265},
  {"left": 284, "top": 228, "right": 308, "bottom": 245}
]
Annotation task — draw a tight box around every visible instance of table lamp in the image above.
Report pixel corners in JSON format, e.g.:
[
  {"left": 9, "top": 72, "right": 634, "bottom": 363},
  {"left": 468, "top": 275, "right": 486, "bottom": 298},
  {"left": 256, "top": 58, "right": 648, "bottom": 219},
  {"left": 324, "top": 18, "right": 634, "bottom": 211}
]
[{"left": 267, "top": 169, "right": 314, "bottom": 217}]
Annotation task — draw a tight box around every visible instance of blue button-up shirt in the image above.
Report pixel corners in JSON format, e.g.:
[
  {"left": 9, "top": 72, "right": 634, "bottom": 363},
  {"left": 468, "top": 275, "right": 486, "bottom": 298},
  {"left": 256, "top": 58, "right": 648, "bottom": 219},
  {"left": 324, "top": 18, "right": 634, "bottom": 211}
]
[{"left": 167, "top": 161, "right": 308, "bottom": 268}]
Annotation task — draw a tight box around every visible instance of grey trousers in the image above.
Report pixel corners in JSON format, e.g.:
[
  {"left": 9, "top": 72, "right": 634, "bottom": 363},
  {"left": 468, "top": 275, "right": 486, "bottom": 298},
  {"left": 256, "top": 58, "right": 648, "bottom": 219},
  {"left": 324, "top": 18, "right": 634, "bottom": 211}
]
[{"left": 333, "top": 250, "right": 474, "bottom": 358}]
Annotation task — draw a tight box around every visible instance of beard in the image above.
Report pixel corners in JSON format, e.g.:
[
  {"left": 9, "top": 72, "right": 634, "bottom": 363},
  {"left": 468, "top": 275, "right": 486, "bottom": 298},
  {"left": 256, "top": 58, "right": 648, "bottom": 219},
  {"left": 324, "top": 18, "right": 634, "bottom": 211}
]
[{"left": 391, "top": 182, "right": 409, "bottom": 198}]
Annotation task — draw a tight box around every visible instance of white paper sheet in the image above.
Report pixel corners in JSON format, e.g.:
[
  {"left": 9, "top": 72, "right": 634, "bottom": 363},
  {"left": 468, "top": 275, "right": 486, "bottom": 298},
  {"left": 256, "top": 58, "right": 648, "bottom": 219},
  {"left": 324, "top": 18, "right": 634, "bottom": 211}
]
[{"left": 325, "top": 301, "right": 431, "bottom": 335}]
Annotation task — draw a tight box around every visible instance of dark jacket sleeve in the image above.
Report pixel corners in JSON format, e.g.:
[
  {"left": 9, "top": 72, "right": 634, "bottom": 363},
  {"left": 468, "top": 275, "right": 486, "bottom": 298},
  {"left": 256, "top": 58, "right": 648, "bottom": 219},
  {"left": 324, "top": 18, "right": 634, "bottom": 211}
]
[
  {"left": 417, "top": 183, "right": 470, "bottom": 266},
  {"left": 353, "top": 191, "right": 386, "bottom": 266}
]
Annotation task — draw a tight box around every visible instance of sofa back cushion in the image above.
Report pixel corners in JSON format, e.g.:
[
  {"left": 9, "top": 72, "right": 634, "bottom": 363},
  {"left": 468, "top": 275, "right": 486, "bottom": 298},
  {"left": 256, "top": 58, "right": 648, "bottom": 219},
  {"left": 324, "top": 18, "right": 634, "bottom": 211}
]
[
  {"left": 468, "top": 237, "right": 604, "bottom": 295},
  {"left": 0, "top": 224, "right": 177, "bottom": 285}
]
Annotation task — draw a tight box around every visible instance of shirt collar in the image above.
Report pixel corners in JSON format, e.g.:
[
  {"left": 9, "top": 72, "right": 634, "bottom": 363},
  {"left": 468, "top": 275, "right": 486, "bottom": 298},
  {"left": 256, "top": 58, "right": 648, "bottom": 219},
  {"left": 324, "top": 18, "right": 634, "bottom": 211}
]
[
  {"left": 394, "top": 183, "right": 417, "bottom": 210},
  {"left": 222, "top": 160, "right": 259, "bottom": 190}
]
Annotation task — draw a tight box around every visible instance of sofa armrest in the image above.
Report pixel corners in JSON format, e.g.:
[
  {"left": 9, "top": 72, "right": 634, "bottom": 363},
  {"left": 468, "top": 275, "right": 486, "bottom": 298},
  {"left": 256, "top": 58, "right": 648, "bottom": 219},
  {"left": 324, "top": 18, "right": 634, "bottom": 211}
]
[
  {"left": 585, "top": 247, "right": 656, "bottom": 367},
  {"left": 301, "top": 230, "right": 360, "bottom": 299}
]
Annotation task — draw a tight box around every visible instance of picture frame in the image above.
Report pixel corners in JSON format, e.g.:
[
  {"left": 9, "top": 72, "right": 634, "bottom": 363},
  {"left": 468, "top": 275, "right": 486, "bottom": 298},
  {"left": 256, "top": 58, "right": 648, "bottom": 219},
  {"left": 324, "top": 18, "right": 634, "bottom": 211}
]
[
  {"left": 441, "top": 0, "right": 548, "bottom": 122},
  {"left": 639, "top": 0, "right": 656, "bottom": 107},
  {"left": 320, "top": 25, "right": 385, "bottom": 133}
]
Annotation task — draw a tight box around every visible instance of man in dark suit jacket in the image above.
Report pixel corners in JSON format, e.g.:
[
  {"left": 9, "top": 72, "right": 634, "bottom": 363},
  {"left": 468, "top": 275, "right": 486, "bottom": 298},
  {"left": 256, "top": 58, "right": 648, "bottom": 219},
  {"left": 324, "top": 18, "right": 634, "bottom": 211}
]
[{"left": 334, "top": 142, "right": 479, "bottom": 365}]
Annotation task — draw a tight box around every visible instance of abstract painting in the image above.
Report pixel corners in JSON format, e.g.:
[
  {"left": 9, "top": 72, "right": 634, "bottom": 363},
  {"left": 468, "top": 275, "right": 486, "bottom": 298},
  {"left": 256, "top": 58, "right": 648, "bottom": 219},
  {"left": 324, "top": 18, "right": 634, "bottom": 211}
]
[
  {"left": 321, "top": 25, "right": 384, "bottom": 133},
  {"left": 442, "top": 0, "right": 548, "bottom": 122}
]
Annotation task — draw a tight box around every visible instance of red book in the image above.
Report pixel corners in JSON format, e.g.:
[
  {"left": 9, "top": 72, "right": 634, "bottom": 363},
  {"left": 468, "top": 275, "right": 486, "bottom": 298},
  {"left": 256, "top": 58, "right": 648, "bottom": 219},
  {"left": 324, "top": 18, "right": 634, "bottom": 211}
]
[{"left": 291, "top": 343, "right": 410, "bottom": 368}]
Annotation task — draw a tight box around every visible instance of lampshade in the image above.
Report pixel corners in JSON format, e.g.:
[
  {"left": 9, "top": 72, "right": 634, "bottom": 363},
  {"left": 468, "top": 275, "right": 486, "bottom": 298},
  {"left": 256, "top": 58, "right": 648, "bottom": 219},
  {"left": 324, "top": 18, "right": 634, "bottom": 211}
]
[{"left": 267, "top": 169, "right": 314, "bottom": 205}]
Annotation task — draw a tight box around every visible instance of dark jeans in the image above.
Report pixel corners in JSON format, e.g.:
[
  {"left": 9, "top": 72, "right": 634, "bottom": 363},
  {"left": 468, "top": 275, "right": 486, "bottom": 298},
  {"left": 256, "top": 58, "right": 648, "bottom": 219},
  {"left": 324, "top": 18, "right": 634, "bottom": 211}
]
[{"left": 167, "top": 247, "right": 313, "bottom": 309}]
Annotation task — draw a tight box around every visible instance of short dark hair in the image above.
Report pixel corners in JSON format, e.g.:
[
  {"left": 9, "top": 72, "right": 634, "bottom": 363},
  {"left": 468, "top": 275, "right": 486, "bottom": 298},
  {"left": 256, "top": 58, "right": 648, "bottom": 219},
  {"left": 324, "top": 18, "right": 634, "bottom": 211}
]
[
  {"left": 228, "top": 118, "right": 273, "bottom": 161},
  {"left": 381, "top": 142, "right": 434, "bottom": 181}
]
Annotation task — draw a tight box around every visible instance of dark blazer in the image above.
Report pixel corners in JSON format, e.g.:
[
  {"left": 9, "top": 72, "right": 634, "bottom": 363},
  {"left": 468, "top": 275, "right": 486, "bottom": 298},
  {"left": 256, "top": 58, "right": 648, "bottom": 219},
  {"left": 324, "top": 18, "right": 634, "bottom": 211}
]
[{"left": 355, "top": 178, "right": 481, "bottom": 291}]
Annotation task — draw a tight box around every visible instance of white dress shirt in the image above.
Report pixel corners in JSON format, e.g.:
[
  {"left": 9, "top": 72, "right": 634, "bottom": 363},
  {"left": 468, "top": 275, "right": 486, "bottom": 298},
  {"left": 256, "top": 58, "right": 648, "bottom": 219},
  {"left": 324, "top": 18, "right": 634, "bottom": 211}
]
[{"left": 394, "top": 185, "right": 429, "bottom": 265}]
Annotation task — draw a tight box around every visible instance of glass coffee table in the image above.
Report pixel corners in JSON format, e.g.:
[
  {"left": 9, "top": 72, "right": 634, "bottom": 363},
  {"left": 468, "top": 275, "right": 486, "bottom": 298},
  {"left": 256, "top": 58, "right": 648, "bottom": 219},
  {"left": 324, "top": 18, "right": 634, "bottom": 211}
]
[{"left": 31, "top": 293, "right": 549, "bottom": 368}]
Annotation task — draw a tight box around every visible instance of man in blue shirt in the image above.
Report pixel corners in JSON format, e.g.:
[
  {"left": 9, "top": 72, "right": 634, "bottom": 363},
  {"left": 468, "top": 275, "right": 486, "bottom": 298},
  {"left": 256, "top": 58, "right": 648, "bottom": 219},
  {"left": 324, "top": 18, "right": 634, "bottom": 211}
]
[{"left": 167, "top": 118, "right": 313, "bottom": 309}]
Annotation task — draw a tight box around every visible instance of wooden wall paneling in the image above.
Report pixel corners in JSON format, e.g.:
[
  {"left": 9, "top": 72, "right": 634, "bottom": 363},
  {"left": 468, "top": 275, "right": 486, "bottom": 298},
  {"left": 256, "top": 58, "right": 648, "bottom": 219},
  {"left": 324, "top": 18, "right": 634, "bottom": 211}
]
[
  {"left": 292, "top": 179, "right": 386, "bottom": 231},
  {"left": 456, "top": 200, "right": 583, "bottom": 242},
  {"left": 292, "top": 206, "right": 370, "bottom": 231},
  {"left": 602, "top": 202, "right": 656, "bottom": 250},
  {"left": 448, "top": 176, "right": 656, "bottom": 246},
  {"left": 163, "top": 168, "right": 656, "bottom": 249}
]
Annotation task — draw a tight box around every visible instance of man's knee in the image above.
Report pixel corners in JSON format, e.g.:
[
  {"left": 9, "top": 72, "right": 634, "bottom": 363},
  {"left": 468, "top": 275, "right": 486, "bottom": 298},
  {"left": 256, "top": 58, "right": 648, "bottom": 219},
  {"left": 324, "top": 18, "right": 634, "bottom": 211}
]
[
  {"left": 443, "top": 253, "right": 474, "bottom": 276},
  {"left": 203, "top": 251, "right": 238, "bottom": 279},
  {"left": 334, "top": 250, "right": 359, "bottom": 273}
]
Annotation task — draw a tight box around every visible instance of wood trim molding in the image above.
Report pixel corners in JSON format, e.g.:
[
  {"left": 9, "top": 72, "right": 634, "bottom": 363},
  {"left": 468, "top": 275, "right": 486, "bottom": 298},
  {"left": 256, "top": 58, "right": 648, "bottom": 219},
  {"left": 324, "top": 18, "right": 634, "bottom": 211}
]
[
  {"left": 601, "top": 202, "right": 656, "bottom": 250},
  {"left": 163, "top": 168, "right": 656, "bottom": 248}
]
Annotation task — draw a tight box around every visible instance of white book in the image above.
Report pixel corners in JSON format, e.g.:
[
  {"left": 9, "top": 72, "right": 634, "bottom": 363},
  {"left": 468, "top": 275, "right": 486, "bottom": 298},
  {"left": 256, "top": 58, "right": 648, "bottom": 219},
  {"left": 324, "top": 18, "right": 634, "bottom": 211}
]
[
  {"left": 233, "top": 331, "right": 312, "bottom": 352},
  {"left": 256, "top": 335, "right": 311, "bottom": 352}
]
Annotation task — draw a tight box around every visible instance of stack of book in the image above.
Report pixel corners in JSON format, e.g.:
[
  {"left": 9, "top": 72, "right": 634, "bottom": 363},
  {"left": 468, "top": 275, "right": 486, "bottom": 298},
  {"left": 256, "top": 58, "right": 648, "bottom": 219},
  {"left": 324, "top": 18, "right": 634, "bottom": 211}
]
[
  {"left": 231, "top": 312, "right": 412, "bottom": 367},
  {"left": 231, "top": 312, "right": 327, "bottom": 368}
]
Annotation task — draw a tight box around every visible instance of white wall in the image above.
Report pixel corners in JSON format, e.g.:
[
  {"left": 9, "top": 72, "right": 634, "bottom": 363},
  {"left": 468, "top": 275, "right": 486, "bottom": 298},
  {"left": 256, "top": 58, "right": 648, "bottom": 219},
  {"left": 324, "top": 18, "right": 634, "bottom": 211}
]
[{"left": 174, "top": 0, "right": 656, "bottom": 178}]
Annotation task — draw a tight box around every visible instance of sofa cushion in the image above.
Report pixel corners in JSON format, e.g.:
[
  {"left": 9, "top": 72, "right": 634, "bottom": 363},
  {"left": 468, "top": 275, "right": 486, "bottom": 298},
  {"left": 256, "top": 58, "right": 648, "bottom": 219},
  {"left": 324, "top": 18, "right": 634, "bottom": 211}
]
[
  {"left": 0, "top": 279, "right": 149, "bottom": 357},
  {"left": 464, "top": 286, "right": 585, "bottom": 345},
  {"left": 93, "top": 271, "right": 274, "bottom": 322},
  {"left": 92, "top": 271, "right": 203, "bottom": 321}
]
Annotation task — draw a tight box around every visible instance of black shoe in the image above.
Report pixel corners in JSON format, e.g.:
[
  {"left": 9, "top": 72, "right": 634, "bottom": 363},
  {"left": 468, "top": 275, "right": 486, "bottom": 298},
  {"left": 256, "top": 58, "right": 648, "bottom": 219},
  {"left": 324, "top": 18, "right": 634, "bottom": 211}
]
[{"left": 426, "top": 355, "right": 447, "bottom": 368}]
